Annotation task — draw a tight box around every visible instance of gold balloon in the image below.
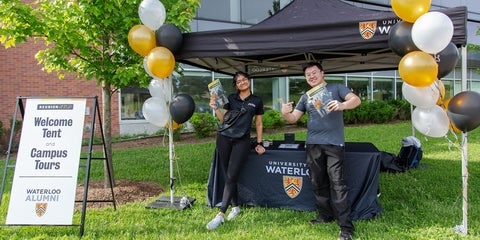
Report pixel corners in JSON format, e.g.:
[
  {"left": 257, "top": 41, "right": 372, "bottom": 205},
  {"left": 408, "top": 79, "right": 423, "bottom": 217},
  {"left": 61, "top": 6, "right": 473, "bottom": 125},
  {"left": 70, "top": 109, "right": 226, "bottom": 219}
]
[
  {"left": 391, "top": 0, "right": 431, "bottom": 23},
  {"left": 435, "top": 79, "right": 445, "bottom": 105},
  {"left": 146, "top": 47, "right": 175, "bottom": 78},
  {"left": 398, "top": 51, "right": 438, "bottom": 87},
  {"left": 440, "top": 97, "right": 449, "bottom": 110},
  {"left": 128, "top": 25, "right": 156, "bottom": 56},
  {"left": 442, "top": 98, "right": 462, "bottom": 133},
  {"left": 165, "top": 120, "right": 181, "bottom": 130}
]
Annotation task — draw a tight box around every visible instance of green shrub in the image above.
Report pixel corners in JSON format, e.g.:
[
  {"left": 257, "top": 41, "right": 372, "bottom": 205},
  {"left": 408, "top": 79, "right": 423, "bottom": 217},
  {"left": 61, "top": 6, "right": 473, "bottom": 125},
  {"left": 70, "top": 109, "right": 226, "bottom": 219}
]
[
  {"left": 152, "top": 125, "right": 182, "bottom": 141},
  {"left": 189, "top": 112, "right": 217, "bottom": 138},
  {"left": 343, "top": 108, "right": 357, "bottom": 124},
  {"left": 263, "top": 100, "right": 407, "bottom": 127},
  {"left": 0, "top": 119, "right": 22, "bottom": 152},
  {"left": 296, "top": 114, "right": 308, "bottom": 127},
  {"left": 345, "top": 100, "right": 396, "bottom": 124},
  {"left": 345, "top": 103, "right": 366, "bottom": 124},
  {"left": 387, "top": 99, "right": 412, "bottom": 120},
  {"left": 262, "top": 109, "right": 285, "bottom": 129},
  {"left": 363, "top": 100, "right": 395, "bottom": 123}
]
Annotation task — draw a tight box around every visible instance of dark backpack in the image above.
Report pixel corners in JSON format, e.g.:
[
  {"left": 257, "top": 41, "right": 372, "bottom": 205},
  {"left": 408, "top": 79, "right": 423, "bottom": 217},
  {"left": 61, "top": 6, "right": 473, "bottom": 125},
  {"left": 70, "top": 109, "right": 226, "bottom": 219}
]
[
  {"left": 396, "top": 136, "right": 423, "bottom": 170},
  {"left": 379, "top": 151, "right": 404, "bottom": 173}
]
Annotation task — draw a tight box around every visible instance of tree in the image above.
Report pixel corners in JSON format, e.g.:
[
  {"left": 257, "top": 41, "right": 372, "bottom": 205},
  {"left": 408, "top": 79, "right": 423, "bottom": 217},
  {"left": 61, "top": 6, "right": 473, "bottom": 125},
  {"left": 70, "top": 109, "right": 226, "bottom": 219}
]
[
  {"left": 468, "top": 27, "right": 480, "bottom": 52},
  {"left": 0, "top": 0, "right": 200, "bottom": 186},
  {"left": 268, "top": 0, "right": 281, "bottom": 16},
  {"left": 467, "top": 27, "right": 480, "bottom": 76}
]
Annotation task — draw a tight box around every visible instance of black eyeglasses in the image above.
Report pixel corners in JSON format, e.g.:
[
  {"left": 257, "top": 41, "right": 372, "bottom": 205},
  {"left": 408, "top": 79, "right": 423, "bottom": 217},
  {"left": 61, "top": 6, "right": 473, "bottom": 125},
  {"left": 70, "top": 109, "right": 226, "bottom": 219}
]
[{"left": 236, "top": 78, "right": 249, "bottom": 84}]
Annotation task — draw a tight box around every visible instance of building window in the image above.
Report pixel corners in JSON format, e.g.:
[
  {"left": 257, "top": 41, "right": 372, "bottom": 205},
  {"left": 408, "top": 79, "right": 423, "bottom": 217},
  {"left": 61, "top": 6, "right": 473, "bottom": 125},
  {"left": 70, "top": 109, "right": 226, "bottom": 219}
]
[
  {"left": 197, "top": 0, "right": 275, "bottom": 24},
  {"left": 287, "top": 76, "right": 308, "bottom": 104},
  {"left": 373, "top": 78, "right": 394, "bottom": 101},
  {"left": 120, "top": 87, "right": 150, "bottom": 120},
  {"left": 251, "top": 77, "right": 274, "bottom": 110},
  {"left": 346, "top": 76, "right": 369, "bottom": 101},
  {"left": 197, "top": 0, "right": 230, "bottom": 22},
  {"left": 396, "top": 80, "right": 403, "bottom": 100},
  {"left": 325, "top": 75, "right": 346, "bottom": 85},
  {"left": 174, "top": 70, "right": 234, "bottom": 113}
]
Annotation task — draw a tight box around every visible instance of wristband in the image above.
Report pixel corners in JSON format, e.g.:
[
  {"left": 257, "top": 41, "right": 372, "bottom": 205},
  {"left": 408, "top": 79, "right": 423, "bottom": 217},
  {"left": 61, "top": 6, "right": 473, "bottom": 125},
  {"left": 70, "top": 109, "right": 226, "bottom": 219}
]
[{"left": 256, "top": 142, "right": 264, "bottom": 147}]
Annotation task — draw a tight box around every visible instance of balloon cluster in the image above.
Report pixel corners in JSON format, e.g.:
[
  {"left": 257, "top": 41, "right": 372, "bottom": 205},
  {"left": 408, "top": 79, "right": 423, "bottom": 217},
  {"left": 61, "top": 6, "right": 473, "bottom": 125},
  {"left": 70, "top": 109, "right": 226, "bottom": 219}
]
[
  {"left": 128, "top": 0, "right": 195, "bottom": 127},
  {"left": 389, "top": 0, "right": 471, "bottom": 137}
]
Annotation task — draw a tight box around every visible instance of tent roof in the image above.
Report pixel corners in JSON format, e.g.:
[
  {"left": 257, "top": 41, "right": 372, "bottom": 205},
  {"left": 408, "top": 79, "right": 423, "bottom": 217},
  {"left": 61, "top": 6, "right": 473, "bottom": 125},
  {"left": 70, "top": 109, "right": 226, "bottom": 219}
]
[{"left": 175, "top": 0, "right": 467, "bottom": 77}]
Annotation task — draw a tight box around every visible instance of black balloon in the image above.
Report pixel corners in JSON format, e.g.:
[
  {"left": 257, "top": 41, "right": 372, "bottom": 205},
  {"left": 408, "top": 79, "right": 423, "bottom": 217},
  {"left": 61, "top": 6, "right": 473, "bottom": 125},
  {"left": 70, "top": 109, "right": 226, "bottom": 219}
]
[
  {"left": 155, "top": 24, "right": 183, "bottom": 54},
  {"left": 388, "top": 21, "right": 420, "bottom": 57},
  {"left": 447, "top": 91, "right": 480, "bottom": 132},
  {"left": 435, "top": 42, "right": 459, "bottom": 79},
  {"left": 170, "top": 94, "right": 195, "bottom": 124}
]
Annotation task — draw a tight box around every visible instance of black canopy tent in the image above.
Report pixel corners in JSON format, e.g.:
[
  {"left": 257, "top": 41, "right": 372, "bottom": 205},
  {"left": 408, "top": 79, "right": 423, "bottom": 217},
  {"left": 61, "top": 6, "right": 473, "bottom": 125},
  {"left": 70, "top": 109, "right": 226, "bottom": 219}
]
[
  {"left": 175, "top": 0, "right": 467, "bottom": 77},
  {"left": 174, "top": 0, "right": 471, "bottom": 230}
]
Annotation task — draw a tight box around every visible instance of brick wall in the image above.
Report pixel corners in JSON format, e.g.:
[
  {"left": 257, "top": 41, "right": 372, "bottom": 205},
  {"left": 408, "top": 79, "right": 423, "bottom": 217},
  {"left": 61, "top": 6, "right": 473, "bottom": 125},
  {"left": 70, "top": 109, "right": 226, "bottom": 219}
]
[{"left": 0, "top": 40, "right": 120, "bottom": 136}]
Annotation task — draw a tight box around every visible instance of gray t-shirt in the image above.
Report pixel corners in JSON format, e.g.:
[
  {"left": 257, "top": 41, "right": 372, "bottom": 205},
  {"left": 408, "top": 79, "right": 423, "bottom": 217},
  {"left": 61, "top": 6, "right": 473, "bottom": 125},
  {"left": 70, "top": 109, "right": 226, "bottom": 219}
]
[{"left": 296, "top": 83, "right": 352, "bottom": 146}]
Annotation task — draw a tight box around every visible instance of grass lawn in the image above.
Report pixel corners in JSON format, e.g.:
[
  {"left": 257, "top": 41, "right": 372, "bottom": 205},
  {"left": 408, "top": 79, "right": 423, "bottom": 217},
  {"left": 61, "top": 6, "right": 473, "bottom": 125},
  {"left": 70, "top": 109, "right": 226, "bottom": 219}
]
[{"left": 1, "top": 122, "right": 479, "bottom": 239}]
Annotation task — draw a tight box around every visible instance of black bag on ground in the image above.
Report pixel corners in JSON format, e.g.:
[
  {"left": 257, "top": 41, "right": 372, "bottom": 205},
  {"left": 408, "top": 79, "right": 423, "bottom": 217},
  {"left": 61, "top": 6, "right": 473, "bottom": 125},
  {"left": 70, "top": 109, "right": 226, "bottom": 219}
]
[
  {"left": 379, "top": 151, "right": 404, "bottom": 173},
  {"left": 395, "top": 136, "right": 423, "bottom": 170}
]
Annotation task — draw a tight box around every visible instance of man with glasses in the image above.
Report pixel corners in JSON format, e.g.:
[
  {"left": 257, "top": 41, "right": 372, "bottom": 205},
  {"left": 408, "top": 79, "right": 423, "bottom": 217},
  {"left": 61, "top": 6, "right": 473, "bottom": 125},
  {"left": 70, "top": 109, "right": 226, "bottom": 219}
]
[{"left": 281, "top": 62, "right": 361, "bottom": 240}]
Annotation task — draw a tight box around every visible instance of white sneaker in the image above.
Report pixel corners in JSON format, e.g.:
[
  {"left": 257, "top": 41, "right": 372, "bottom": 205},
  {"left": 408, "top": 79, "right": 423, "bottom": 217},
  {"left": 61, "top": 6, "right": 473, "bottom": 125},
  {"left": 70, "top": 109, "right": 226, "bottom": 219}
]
[
  {"left": 227, "top": 206, "right": 241, "bottom": 221},
  {"left": 206, "top": 214, "right": 224, "bottom": 230}
]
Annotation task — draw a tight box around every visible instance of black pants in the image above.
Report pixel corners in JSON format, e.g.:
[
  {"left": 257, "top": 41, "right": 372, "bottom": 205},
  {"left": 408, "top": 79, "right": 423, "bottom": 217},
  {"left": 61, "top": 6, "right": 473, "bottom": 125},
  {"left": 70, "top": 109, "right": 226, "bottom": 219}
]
[
  {"left": 216, "top": 133, "right": 250, "bottom": 213},
  {"left": 306, "top": 144, "right": 354, "bottom": 234}
]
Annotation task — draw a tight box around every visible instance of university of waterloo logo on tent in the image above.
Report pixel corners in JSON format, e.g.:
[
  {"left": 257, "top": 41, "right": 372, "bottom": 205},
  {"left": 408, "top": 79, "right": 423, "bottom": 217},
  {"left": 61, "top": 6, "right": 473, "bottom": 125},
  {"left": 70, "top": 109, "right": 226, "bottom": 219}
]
[
  {"left": 35, "top": 202, "right": 47, "bottom": 217},
  {"left": 359, "top": 21, "right": 377, "bottom": 39},
  {"left": 283, "top": 176, "right": 302, "bottom": 198}
]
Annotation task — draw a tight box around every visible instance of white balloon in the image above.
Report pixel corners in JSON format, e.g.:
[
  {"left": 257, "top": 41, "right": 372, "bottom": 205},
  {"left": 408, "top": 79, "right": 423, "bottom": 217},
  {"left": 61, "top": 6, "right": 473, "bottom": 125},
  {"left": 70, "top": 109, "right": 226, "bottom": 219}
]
[
  {"left": 142, "top": 97, "right": 169, "bottom": 127},
  {"left": 148, "top": 78, "right": 164, "bottom": 97},
  {"left": 402, "top": 82, "right": 439, "bottom": 108},
  {"left": 143, "top": 56, "right": 155, "bottom": 78},
  {"left": 412, "top": 12, "right": 454, "bottom": 54},
  {"left": 138, "top": 0, "right": 166, "bottom": 31},
  {"left": 412, "top": 105, "right": 450, "bottom": 138}
]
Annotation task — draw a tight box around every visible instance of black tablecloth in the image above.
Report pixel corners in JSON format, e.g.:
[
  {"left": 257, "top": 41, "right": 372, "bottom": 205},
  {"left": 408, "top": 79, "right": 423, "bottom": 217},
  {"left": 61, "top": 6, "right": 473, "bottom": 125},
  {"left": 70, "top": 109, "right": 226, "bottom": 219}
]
[{"left": 207, "top": 141, "right": 382, "bottom": 220}]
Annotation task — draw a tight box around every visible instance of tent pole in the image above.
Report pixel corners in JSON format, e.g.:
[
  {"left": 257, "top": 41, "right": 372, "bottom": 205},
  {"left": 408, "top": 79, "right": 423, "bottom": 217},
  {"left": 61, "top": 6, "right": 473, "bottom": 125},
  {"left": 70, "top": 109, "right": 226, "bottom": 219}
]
[
  {"left": 460, "top": 134, "right": 468, "bottom": 235},
  {"left": 169, "top": 75, "right": 175, "bottom": 205},
  {"left": 169, "top": 115, "right": 174, "bottom": 204},
  {"left": 410, "top": 104, "right": 415, "bottom": 137},
  {"left": 460, "top": 45, "right": 468, "bottom": 235},
  {"left": 454, "top": 45, "right": 468, "bottom": 235}
]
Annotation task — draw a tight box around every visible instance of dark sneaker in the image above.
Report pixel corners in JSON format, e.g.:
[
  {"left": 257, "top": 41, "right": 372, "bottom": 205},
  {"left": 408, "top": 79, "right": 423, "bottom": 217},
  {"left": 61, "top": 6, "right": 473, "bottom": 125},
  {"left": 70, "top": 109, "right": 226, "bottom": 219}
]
[
  {"left": 339, "top": 230, "right": 353, "bottom": 240},
  {"left": 308, "top": 217, "right": 333, "bottom": 225}
]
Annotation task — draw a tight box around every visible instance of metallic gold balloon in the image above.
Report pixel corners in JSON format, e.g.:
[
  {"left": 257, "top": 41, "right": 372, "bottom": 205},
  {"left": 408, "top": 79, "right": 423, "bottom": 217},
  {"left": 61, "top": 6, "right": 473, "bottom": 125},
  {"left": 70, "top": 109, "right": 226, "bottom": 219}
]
[
  {"left": 391, "top": 0, "right": 431, "bottom": 23},
  {"left": 435, "top": 79, "right": 445, "bottom": 105},
  {"left": 442, "top": 98, "right": 462, "bottom": 133},
  {"left": 146, "top": 47, "right": 175, "bottom": 78},
  {"left": 128, "top": 25, "right": 156, "bottom": 56},
  {"left": 399, "top": 51, "right": 438, "bottom": 87},
  {"left": 165, "top": 120, "right": 181, "bottom": 130}
]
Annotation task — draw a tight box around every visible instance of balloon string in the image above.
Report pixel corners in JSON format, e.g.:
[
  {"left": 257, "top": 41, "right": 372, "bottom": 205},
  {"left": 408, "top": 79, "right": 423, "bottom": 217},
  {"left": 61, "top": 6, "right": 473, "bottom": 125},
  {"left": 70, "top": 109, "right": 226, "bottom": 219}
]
[{"left": 445, "top": 133, "right": 461, "bottom": 152}]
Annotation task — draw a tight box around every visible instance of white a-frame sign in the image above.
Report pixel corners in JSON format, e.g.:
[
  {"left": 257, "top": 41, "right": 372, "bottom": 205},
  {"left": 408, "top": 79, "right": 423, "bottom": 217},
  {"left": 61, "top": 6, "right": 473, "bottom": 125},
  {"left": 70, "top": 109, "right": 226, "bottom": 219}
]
[{"left": 6, "top": 98, "right": 86, "bottom": 225}]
